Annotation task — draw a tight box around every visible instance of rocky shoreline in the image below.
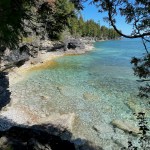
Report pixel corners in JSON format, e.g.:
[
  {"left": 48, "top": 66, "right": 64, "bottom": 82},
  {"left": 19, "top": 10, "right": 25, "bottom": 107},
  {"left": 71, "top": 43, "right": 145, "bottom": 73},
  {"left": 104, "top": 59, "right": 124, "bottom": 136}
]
[
  {"left": 0, "top": 38, "right": 144, "bottom": 149},
  {"left": 0, "top": 38, "right": 146, "bottom": 149},
  {"left": 0, "top": 38, "right": 97, "bottom": 149},
  {"left": 9, "top": 39, "right": 94, "bottom": 84},
  {"left": 1, "top": 37, "right": 95, "bottom": 124}
]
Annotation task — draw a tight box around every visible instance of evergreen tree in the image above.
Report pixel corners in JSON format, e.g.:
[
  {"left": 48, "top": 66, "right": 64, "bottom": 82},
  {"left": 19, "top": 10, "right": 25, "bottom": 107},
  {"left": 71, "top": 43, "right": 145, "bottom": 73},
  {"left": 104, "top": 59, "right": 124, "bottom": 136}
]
[
  {"left": 39, "top": 0, "right": 76, "bottom": 39},
  {"left": 67, "top": 15, "right": 120, "bottom": 39},
  {"left": 0, "top": 0, "right": 34, "bottom": 49}
]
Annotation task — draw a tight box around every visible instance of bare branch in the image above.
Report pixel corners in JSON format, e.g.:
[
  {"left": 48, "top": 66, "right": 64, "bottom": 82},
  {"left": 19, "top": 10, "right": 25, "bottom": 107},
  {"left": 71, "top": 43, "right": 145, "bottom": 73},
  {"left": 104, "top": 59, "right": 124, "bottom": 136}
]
[{"left": 141, "top": 38, "right": 149, "bottom": 54}]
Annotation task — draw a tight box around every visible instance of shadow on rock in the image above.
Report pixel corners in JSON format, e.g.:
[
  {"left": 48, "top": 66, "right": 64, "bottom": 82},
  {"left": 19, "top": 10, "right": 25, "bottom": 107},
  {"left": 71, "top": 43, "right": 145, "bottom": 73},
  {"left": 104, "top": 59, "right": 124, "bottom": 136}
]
[
  {"left": 0, "top": 72, "right": 11, "bottom": 110},
  {"left": 0, "top": 118, "right": 103, "bottom": 150}
]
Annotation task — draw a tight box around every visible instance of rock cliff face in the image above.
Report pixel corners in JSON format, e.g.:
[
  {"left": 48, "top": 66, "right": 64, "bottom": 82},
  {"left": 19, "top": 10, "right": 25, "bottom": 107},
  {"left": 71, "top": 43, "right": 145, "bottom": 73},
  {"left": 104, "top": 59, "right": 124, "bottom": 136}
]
[
  {"left": 0, "top": 0, "right": 53, "bottom": 70},
  {"left": 0, "top": 36, "right": 90, "bottom": 71},
  {"left": 0, "top": 27, "right": 52, "bottom": 70},
  {"left": 0, "top": 72, "right": 10, "bottom": 110}
]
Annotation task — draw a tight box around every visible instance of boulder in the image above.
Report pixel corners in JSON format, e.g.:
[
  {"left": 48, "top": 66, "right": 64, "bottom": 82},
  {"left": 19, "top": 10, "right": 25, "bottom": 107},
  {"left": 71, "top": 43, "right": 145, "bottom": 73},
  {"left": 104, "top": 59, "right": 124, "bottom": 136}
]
[
  {"left": 83, "top": 92, "right": 99, "bottom": 101},
  {"left": 50, "top": 42, "right": 64, "bottom": 51},
  {"left": 126, "top": 101, "right": 149, "bottom": 117},
  {"left": 3, "top": 47, "right": 30, "bottom": 65},
  {"left": 111, "top": 120, "right": 139, "bottom": 135},
  {"left": 40, "top": 95, "right": 49, "bottom": 100},
  {"left": 67, "top": 39, "right": 85, "bottom": 50}
]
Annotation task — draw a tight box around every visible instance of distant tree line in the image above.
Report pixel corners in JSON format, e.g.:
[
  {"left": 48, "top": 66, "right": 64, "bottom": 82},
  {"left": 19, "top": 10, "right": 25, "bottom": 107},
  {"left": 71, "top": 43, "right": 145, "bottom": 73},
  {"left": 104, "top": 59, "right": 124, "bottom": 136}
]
[
  {"left": 38, "top": 0, "right": 121, "bottom": 40},
  {"left": 68, "top": 16, "right": 120, "bottom": 40}
]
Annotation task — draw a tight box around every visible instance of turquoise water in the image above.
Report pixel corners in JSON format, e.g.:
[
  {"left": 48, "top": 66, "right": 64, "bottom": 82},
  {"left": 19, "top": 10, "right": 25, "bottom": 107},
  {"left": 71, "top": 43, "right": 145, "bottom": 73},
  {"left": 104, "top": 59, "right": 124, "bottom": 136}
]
[{"left": 12, "top": 38, "right": 150, "bottom": 149}]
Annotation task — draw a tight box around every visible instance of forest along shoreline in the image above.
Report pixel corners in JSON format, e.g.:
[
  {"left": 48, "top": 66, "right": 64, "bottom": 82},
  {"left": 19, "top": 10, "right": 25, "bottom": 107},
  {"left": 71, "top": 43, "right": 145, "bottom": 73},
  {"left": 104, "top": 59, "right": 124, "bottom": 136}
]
[{"left": 0, "top": 37, "right": 95, "bottom": 131}]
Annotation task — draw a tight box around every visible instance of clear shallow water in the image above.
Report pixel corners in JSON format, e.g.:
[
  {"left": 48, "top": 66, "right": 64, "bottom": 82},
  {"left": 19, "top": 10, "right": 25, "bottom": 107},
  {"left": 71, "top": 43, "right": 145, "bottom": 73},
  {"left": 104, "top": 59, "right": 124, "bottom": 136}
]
[{"left": 11, "top": 38, "right": 150, "bottom": 149}]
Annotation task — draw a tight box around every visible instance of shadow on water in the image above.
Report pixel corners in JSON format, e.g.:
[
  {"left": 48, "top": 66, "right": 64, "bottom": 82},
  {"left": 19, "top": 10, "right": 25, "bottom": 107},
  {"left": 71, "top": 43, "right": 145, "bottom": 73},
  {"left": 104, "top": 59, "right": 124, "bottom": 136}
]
[
  {"left": 0, "top": 72, "right": 11, "bottom": 110},
  {"left": 0, "top": 117, "right": 103, "bottom": 150}
]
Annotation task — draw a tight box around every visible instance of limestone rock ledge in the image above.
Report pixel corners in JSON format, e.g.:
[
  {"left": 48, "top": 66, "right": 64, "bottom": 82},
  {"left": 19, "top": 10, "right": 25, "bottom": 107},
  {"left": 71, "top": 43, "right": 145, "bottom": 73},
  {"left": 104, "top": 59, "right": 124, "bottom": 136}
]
[{"left": 111, "top": 120, "right": 139, "bottom": 135}]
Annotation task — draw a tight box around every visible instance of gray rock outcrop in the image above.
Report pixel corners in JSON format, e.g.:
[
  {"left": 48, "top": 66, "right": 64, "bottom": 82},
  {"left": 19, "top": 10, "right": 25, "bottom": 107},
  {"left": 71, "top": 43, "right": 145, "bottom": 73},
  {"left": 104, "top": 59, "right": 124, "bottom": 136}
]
[
  {"left": 0, "top": 72, "right": 11, "bottom": 110},
  {"left": 65, "top": 39, "right": 85, "bottom": 51}
]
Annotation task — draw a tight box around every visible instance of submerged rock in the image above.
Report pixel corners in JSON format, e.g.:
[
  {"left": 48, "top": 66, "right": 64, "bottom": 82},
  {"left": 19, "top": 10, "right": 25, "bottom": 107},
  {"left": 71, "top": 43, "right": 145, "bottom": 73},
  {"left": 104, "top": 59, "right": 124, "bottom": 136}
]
[
  {"left": 111, "top": 120, "right": 139, "bottom": 135},
  {"left": 83, "top": 92, "right": 99, "bottom": 101},
  {"left": 40, "top": 95, "right": 49, "bottom": 100},
  {"left": 126, "top": 101, "right": 138, "bottom": 113},
  {"left": 126, "top": 100, "right": 149, "bottom": 117}
]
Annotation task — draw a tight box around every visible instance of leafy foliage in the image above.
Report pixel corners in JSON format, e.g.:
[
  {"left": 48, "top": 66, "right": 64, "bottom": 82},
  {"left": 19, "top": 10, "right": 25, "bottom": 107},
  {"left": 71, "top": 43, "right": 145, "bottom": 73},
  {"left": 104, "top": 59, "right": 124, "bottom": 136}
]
[
  {"left": 91, "top": 0, "right": 150, "bottom": 38},
  {"left": 0, "top": 0, "right": 78, "bottom": 48},
  {"left": 131, "top": 54, "right": 150, "bottom": 79},
  {"left": 122, "top": 112, "right": 150, "bottom": 150},
  {"left": 38, "top": 0, "right": 76, "bottom": 40},
  {"left": 131, "top": 54, "right": 150, "bottom": 98},
  {"left": 0, "top": 0, "right": 35, "bottom": 49},
  {"left": 0, "top": 0, "right": 120, "bottom": 51}
]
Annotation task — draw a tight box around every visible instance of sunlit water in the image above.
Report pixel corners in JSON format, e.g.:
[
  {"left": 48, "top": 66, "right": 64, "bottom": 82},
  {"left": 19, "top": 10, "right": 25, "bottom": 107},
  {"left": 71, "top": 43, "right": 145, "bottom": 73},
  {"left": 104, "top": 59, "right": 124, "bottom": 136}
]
[{"left": 11, "top": 38, "right": 150, "bottom": 149}]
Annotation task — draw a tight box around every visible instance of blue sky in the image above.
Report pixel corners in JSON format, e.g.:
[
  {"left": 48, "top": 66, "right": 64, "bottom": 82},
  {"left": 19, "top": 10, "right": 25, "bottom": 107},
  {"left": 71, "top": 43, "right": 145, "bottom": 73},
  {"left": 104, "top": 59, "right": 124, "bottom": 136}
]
[{"left": 81, "top": 1, "right": 133, "bottom": 35}]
